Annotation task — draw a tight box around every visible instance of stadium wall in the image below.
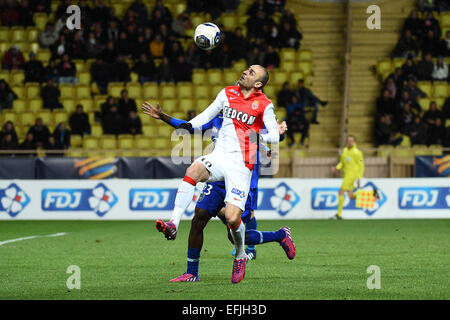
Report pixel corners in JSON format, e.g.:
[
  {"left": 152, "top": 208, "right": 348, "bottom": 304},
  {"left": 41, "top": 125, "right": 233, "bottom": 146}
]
[{"left": 0, "top": 178, "right": 448, "bottom": 220}]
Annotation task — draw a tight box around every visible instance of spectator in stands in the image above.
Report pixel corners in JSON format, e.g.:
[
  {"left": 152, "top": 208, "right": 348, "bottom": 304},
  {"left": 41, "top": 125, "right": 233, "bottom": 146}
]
[
  {"left": 117, "top": 31, "right": 132, "bottom": 58},
  {"left": 19, "top": 132, "right": 37, "bottom": 157},
  {"left": 374, "top": 114, "right": 402, "bottom": 146},
  {"left": 422, "top": 11, "right": 441, "bottom": 39},
  {"left": 427, "top": 117, "right": 446, "bottom": 145},
  {"left": 69, "top": 104, "right": 91, "bottom": 137},
  {"left": 101, "top": 41, "right": 118, "bottom": 64},
  {"left": 58, "top": 54, "right": 77, "bottom": 84},
  {"left": 150, "top": 34, "right": 165, "bottom": 58},
  {"left": 52, "top": 34, "right": 68, "bottom": 60},
  {"left": 184, "top": 43, "right": 200, "bottom": 69},
  {"left": 402, "top": 9, "right": 423, "bottom": 40},
  {"left": 421, "top": 30, "right": 440, "bottom": 57},
  {"left": 171, "top": 13, "right": 192, "bottom": 38},
  {"left": 99, "top": 96, "right": 116, "bottom": 121},
  {"left": 112, "top": 55, "right": 131, "bottom": 82},
  {"left": 156, "top": 56, "right": 174, "bottom": 83},
  {"left": 392, "top": 29, "right": 420, "bottom": 58},
  {"left": 53, "top": 122, "right": 71, "bottom": 149},
  {"left": 443, "top": 97, "right": 450, "bottom": 119},
  {"left": 267, "top": 0, "right": 286, "bottom": 12},
  {"left": 44, "top": 135, "right": 63, "bottom": 156},
  {"left": 133, "top": 53, "right": 156, "bottom": 83},
  {"left": 398, "top": 103, "right": 415, "bottom": 134},
  {"left": 403, "top": 77, "right": 427, "bottom": 102},
  {"left": 152, "top": 0, "right": 173, "bottom": 26},
  {"left": 401, "top": 56, "right": 417, "bottom": 80},
  {"left": 102, "top": 104, "right": 123, "bottom": 135},
  {"left": 124, "top": 110, "right": 143, "bottom": 135},
  {"left": 376, "top": 89, "right": 395, "bottom": 116},
  {"left": 24, "top": 52, "right": 44, "bottom": 83},
  {"left": 286, "top": 95, "right": 309, "bottom": 146},
  {"left": 1, "top": 45, "right": 25, "bottom": 71},
  {"left": 91, "top": 58, "right": 111, "bottom": 95},
  {"left": 440, "top": 30, "right": 450, "bottom": 57},
  {"left": 418, "top": 0, "right": 438, "bottom": 12},
  {"left": 423, "top": 101, "right": 444, "bottom": 127},
  {"left": 129, "top": 0, "right": 149, "bottom": 26},
  {"left": 41, "top": 78, "right": 63, "bottom": 111},
  {"left": 409, "top": 116, "right": 428, "bottom": 145},
  {"left": 263, "top": 44, "right": 280, "bottom": 70},
  {"left": 27, "top": 118, "right": 50, "bottom": 147},
  {"left": 388, "top": 67, "right": 405, "bottom": 94},
  {"left": 173, "top": 55, "right": 193, "bottom": 82},
  {"left": 165, "top": 41, "right": 184, "bottom": 63},
  {"left": 0, "top": 80, "right": 18, "bottom": 110},
  {"left": 118, "top": 89, "right": 137, "bottom": 118},
  {"left": 277, "top": 82, "right": 294, "bottom": 109},
  {"left": 247, "top": 10, "right": 274, "bottom": 39},
  {"left": 18, "top": 0, "right": 35, "bottom": 27},
  {"left": 68, "top": 30, "right": 87, "bottom": 60},
  {"left": 0, "top": 133, "right": 18, "bottom": 155},
  {"left": 0, "top": 121, "right": 19, "bottom": 146},
  {"left": 278, "top": 22, "right": 302, "bottom": 50},
  {"left": 1, "top": 0, "right": 20, "bottom": 26},
  {"left": 132, "top": 35, "right": 150, "bottom": 60},
  {"left": 32, "top": 0, "right": 51, "bottom": 14},
  {"left": 280, "top": 9, "right": 297, "bottom": 30},
  {"left": 86, "top": 32, "right": 103, "bottom": 59},
  {"left": 247, "top": 46, "right": 264, "bottom": 67},
  {"left": 294, "top": 79, "right": 327, "bottom": 124},
  {"left": 43, "top": 59, "right": 60, "bottom": 82},
  {"left": 92, "top": 0, "right": 111, "bottom": 25},
  {"left": 431, "top": 56, "right": 449, "bottom": 81},
  {"left": 416, "top": 52, "right": 434, "bottom": 81},
  {"left": 247, "top": 0, "right": 274, "bottom": 17},
  {"left": 395, "top": 90, "right": 421, "bottom": 119}
]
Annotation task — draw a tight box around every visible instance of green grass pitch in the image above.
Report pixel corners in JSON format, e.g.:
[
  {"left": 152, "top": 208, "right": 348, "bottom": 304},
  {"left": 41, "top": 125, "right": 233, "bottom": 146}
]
[{"left": 0, "top": 219, "right": 449, "bottom": 300}]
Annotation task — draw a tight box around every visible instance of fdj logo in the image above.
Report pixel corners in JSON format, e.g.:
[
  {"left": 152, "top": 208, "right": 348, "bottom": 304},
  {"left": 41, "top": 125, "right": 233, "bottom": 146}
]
[
  {"left": 311, "top": 182, "right": 386, "bottom": 216},
  {"left": 257, "top": 182, "right": 300, "bottom": 216},
  {"left": 130, "top": 189, "right": 175, "bottom": 210},
  {"left": 399, "top": 187, "right": 450, "bottom": 209},
  {"left": 42, "top": 183, "right": 117, "bottom": 217},
  {"left": 0, "top": 183, "right": 30, "bottom": 217}
]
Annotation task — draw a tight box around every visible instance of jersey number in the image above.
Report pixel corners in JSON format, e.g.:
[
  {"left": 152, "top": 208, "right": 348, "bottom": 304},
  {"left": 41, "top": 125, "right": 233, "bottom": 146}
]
[{"left": 201, "top": 157, "right": 212, "bottom": 168}]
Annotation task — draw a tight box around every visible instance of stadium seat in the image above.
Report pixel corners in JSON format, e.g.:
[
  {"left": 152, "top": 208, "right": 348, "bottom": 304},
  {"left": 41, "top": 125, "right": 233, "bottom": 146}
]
[
  {"left": 90, "top": 124, "right": 103, "bottom": 137},
  {"left": 262, "top": 86, "right": 276, "bottom": 99},
  {"left": 11, "top": 85, "right": 25, "bottom": 98},
  {"left": 10, "top": 71, "right": 24, "bottom": 85},
  {"left": 433, "top": 82, "right": 447, "bottom": 98},
  {"left": 1, "top": 111, "right": 18, "bottom": 124},
  {"left": 441, "top": 13, "right": 450, "bottom": 26},
  {"left": 33, "top": 13, "right": 48, "bottom": 30},
  {"left": 61, "top": 98, "right": 77, "bottom": 115},
  {"left": 100, "top": 135, "right": 117, "bottom": 149},
  {"left": 393, "top": 147, "right": 413, "bottom": 158},
  {"left": 126, "top": 83, "right": 142, "bottom": 99},
  {"left": 159, "top": 98, "right": 176, "bottom": 113},
  {"left": 271, "top": 70, "right": 289, "bottom": 86},
  {"left": 11, "top": 27, "right": 26, "bottom": 42},
  {"left": 207, "top": 69, "right": 223, "bottom": 85},
  {"left": 28, "top": 98, "right": 43, "bottom": 112},
  {"left": 54, "top": 111, "right": 69, "bottom": 125},
  {"left": 77, "top": 71, "right": 91, "bottom": 85},
  {"left": 376, "top": 59, "right": 393, "bottom": 76},
  {"left": 157, "top": 125, "right": 174, "bottom": 138},
  {"left": 87, "top": 112, "right": 96, "bottom": 125},
  {"left": 77, "top": 98, "right": 94, "bottom": 113},
  {"left": 194, "top": 85, "right": 210, "bottom": 99},
  {"left": 36, "top": 50, "right": 51, "bottom": 64},
  {"left": 182, "top": 98, "right": 195, "bottom": 111},
  {"left": 142, "top": 125, "right": 157, "bottom": 136},
  {"left": 297, "top": 49, "right": 313, "bottom": 61},
  {"left": 172, "top": 111, "right": 185, "bottom": 120},
  {"left": 160, "top": 84, "right": 176, "bottom": 99},
  {"left": 280, "top": 49, "right": 296, "bottom": 62},
  {"left": 298, "top": 61, "right": 313, "bottom": 76},
  {"left": 25, "top": 83, "right": 40, "bottom": 98},
  {"left": 412, "top": 144, "right": 430, "bottom": 156},
  {"left": 434, "top": 98, "right": 445, "bottom": 110},
  {"left": 83, "top": 137, "right": 100, "bottom": 150},
  {"left": 232, "top": 60, "right": 247, "bottom": 72},
  {"left": 418, "top": 98, "right": 431, "bottom": 114},
  {"left": 221, "top": 14, "right": 237, "bottom": 30},
  {"left": 70, "top": 135, "right": 83, "bottom": 148},
  {"left": 0, "top": 71, "right": 10, "bottom": 82},
  {"left": 280, "top": 61, "right": 295, "bottom": 72},
  {"left": 75, "top": 85, "right": 91, "bottom": 99},
  {"left": 429, "top": 145, "right": 443, "bottom": 155},
  {"left": 26, "top": 27, "right": 39, "bottom": 42},
  {"left": 15, "top": 42, "right": 29, "bottom": 53},
  {"left": 177, "top": 83, "right": 193, "bottom": 98},
  {"left": 20, "top": 111, "right": 35, "bottom": 126},
  {"left": 118, "top": 135, "right": 135, "bottom": 150},
  {"left": 223, "top": 70, "right": 239, "bottom": 85},
  {"left": 195, "top": 98, "right": 210, "bottom": 112},
  {"left": 192, "top": 69, "right": 206, "bottom": 84},
  {"left": 392, "top": 58, "right": 405, "bottom": 69},
  {"left": 416, "top": 81, "right": 432, "bottom": 97},
  {"left": 135, "top": 135, "right": 152, "bottom": 149},
  {"left": 13, "top": 99, "right": 27, "bottom": 113},
  {"left": 38, "top": 111, "right": 54, "bottom": 127},
  {"left": 142, "top": 83, "right": 159, "bottom": 99},
  {"left": 377, "top": 145, "right": 394, "bottom": 157},
  {"left": 108, "top": 82, "right": 125, "bottom": 97},
  {"left": 153, "top": 137, "right": 168, "bottom": 149},
  {"left": 0, "top": 27, "right": 10, "bottom": 42},
  {"left": 60, "top": 84, "right": 75, "bottom": 98}
]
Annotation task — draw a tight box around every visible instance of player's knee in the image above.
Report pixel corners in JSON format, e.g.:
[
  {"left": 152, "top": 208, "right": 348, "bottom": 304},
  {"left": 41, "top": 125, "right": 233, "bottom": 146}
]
[{"left": 226, "top": 215, "right": 240, "bottom": 227}]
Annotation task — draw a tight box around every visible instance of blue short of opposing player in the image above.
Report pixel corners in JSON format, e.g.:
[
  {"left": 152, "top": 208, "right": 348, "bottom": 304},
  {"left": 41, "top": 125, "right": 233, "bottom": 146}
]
[{"left": 196, "top": 181, "right": 257, "bottom": 225}]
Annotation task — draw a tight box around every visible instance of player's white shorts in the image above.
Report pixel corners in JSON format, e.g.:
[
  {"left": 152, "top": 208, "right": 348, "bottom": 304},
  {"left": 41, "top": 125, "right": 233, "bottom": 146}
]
[{"left": 193, "top": 150, "right": 252, "bottom": 211}]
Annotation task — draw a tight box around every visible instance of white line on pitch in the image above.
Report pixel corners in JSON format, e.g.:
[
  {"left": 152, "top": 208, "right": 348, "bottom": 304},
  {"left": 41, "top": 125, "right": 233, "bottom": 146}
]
[{"left": 0, "top": 232, "right": 67, "bottom": 246}]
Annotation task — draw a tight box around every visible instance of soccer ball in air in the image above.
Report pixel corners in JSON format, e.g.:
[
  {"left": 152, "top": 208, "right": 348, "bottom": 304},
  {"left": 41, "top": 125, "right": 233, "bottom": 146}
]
[{"left": 194, "top": 22, "right": 221, "bottom": 50}]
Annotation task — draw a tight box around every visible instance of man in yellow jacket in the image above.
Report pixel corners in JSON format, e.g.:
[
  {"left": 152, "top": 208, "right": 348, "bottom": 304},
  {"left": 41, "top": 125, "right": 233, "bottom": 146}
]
[{"left": 331, "top": 135, "right": 364, "bottom": 219}]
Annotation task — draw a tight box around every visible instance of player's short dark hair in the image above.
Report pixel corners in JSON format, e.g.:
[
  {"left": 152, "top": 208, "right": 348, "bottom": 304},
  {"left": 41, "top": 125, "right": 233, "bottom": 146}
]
[
  {"left": 348, "top": 134, "right": 356, "bottom": 141},
  {"left": 258, "top": 67, "right": 269, "bottom": 88}
]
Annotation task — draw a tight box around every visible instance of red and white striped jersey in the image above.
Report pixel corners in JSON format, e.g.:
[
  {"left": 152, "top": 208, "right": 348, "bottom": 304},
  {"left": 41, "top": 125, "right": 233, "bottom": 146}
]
[{"left": 190, "top": 85, "right": 279, "bottom": 170}]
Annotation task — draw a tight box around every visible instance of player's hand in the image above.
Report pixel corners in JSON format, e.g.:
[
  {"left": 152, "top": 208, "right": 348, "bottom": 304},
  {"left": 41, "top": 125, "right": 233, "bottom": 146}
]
[
  {"left": 141, "top": 101, "right": 163, "bottom": 119},
  {"left": 332, "top": 167, "right": 337, "bottom": 173},
  {"left": 278, "top": 120, "right": 288, "bottom": 135},
  {"left": 175, "top": 122, "right": 192, "bottom": 135}
]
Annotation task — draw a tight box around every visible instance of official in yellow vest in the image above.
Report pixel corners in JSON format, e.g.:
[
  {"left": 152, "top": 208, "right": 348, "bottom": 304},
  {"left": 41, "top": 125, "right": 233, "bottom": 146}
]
[{"left": 332, "top": 135, "right": 364, "bottom": 219}]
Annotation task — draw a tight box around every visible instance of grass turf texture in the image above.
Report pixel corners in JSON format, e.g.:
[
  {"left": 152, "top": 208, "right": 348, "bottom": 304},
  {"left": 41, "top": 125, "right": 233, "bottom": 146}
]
[{"left": 0, "top": 220, "right": 448, "bottom": 300}]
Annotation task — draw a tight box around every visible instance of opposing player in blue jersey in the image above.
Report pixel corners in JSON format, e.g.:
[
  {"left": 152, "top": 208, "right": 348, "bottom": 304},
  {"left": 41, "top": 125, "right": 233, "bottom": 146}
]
[{"left": 142, "top": 101, "right": 296, "bottom": 282}]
